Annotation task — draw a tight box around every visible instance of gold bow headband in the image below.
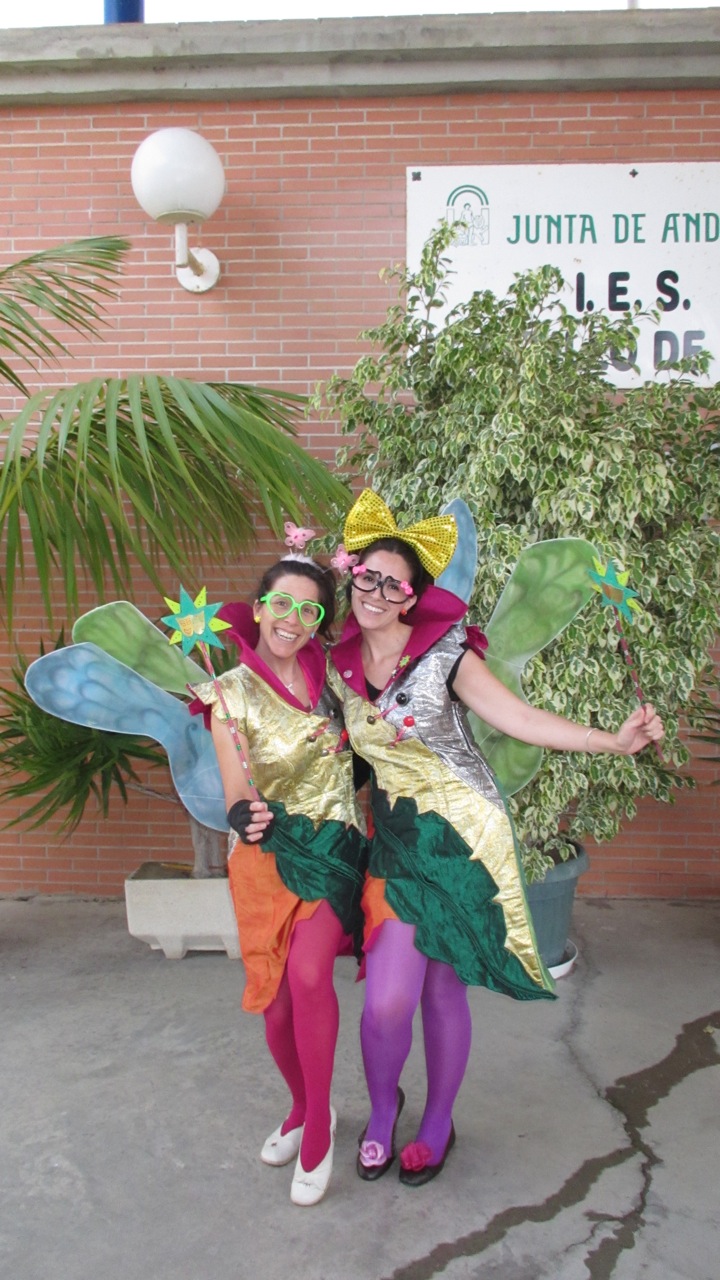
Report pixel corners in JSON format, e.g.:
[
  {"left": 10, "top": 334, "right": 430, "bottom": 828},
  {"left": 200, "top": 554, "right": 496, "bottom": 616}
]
[{"left": 343, "top": 490, "right": 457, "bottom": 579}]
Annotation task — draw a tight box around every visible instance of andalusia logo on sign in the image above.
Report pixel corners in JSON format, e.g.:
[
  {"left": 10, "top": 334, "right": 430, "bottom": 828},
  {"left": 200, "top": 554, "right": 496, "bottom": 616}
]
[{"left": 446, "top": 184, "right": 490, "bottom": 247}]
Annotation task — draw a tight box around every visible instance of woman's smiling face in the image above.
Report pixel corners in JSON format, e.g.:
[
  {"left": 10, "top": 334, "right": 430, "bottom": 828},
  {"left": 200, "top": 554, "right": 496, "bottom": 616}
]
[
  {"left": 350, "top": 549, "right": 417, "bottom": 633},
  {"left": 254, "top": 572, "right": 321, "bottom": 662}
]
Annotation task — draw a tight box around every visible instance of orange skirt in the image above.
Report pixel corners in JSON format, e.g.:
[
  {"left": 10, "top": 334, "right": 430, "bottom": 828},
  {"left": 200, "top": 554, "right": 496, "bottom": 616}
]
[
  {"left": 228, "top": 839, "right": 320, "bottom": 1013},
  {"left": 361, "top": 873, "right": 399, "bottom": 952}
]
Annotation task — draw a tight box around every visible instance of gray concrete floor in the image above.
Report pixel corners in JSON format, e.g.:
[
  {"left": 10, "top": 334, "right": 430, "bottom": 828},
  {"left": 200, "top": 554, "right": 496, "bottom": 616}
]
[{"left": 1, "top": 896, "right": 719, "bottom": 1280}]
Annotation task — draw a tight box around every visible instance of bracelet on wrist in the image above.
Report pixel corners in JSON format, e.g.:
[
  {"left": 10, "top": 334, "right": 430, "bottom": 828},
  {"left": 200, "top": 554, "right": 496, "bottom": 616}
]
[{"left": 585, "top": 727, "right": 599, "bottom": 751}]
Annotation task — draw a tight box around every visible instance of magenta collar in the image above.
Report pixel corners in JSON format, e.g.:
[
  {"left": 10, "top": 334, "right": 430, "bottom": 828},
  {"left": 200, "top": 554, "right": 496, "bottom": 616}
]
[{"left": 329, "top": 585, "right": 467, "bottom": 699}]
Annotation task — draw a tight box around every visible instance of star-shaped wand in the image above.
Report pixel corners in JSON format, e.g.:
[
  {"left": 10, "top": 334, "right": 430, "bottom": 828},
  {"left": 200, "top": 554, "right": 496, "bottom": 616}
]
[
  {"left": 588, "top": 559, "right": 662, "bottom": 760},
  {"left": 162, "top": 586, "right": 258, "bottom": 797}
]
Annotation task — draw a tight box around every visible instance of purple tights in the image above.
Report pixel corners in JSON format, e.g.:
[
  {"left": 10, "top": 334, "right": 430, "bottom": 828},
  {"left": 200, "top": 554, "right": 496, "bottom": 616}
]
[
  {"left": 361, "top": 919, "right": 472, "bottom": 1162},
  {"left": 263, "top": 900, "right": 344, "bottom": 1171}
]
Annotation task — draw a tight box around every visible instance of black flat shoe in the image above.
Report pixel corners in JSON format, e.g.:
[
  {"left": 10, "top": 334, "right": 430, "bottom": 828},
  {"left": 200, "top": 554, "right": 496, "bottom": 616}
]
[
  {"left": 398, "top": 1123, "right": 456, "bottom": 1187},
  {"left": 356, "top": 1087, "right": 406, "bottom": 1182}
]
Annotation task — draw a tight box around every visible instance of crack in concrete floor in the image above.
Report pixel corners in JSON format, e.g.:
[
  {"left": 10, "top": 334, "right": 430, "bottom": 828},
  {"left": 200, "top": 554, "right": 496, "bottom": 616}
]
[
  {"left": 585, "top": 1011, "right": 720, "bottom": 1279},
  {"left": 380, "top": 1010, "right": 720, "bottom": 1280}
]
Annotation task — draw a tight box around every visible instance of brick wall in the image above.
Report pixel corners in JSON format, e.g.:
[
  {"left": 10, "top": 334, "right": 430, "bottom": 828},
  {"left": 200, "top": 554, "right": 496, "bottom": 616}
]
[{"left": 1, "top": 89, "right": 718, "bottom": 897}]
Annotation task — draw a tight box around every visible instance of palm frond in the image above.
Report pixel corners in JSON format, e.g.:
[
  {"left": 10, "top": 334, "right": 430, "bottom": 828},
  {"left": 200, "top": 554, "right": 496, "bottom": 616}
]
[
  {"left": 0, "top": 237, "right": 129, "bottom": 393},
  {"left": 0, "top": 375, "right": 350, "bottom": 626}
]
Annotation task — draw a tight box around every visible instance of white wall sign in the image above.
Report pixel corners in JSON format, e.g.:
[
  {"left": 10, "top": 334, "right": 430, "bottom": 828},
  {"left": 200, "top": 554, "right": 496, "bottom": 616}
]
[{"left": 406, "top": 163, "right": 720, "bottom": 386}]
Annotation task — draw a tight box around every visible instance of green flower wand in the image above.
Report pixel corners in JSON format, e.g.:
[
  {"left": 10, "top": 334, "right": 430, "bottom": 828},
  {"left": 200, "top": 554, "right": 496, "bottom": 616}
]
[
  {"left": 162, "top": 585, "right": 259, "bottom": 796},
  {"left": 588, "top": 559, "right": 663, "bottom": 761}
]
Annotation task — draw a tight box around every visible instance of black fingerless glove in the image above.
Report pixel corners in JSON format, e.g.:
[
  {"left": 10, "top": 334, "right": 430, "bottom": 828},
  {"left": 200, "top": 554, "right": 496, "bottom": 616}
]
[{"left": 227, "top": 799, "right": 275, "bottom": 843}]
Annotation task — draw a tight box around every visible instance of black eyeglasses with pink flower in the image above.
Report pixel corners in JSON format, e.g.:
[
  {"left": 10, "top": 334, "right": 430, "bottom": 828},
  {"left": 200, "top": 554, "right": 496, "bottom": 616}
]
[{"left": 351, "top": 566, "right": 414, "bottom": 605}]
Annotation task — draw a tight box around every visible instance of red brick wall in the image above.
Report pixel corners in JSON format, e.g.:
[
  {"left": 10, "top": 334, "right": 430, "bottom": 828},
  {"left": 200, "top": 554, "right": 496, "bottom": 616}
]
[{"left": 1, "top": 90, "right": 718, "bottom": 897}]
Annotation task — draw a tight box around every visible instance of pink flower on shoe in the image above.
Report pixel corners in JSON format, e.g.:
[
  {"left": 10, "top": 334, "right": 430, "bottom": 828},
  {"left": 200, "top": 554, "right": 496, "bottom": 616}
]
[
  {"left": 359, "top": 1140, "right": 388, "bottom": 1168},
  {"left": 400, "top": 1140, "right": 433, "bottom": 1172}
]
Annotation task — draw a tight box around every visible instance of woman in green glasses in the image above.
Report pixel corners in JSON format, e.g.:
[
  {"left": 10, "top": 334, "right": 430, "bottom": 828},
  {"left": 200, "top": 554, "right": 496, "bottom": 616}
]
[{"left": 191, "top": 554, "right": 366, "bottom": 1208}]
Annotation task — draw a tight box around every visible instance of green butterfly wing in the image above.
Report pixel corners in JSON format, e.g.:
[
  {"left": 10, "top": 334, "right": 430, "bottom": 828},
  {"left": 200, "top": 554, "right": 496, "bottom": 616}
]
[
  {"left": 467, "top": 538, "right": 598, "bottom": 795},
  {"left": 72, "top": 601, "right": 203, "bottom": 696}
]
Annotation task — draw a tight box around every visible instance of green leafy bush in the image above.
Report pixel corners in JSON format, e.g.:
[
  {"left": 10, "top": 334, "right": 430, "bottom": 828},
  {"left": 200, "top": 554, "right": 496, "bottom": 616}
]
[{"left": 320, "top": 223, "right": 720, "bottom": 880}]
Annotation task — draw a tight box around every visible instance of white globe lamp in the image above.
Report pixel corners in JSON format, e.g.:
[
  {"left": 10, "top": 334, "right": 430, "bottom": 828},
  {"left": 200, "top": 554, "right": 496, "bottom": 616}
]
[{"left": 131, "top": 128, "right": 226, "bottom": 293}]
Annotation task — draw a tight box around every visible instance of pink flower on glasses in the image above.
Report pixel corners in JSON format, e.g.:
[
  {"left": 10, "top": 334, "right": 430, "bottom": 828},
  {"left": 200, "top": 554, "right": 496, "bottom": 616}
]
[
  {"left": 351, "top": 565, "right": 413, "bottom": 596},
  {"left": 358, "top": 1140, "right": 388, "bottom": 1168},
  {"left": 284, "top": 521, "right": 316, "bottom": 550},
  {"left": 330, "top": 544, "right": 359, "bottom": 572}
]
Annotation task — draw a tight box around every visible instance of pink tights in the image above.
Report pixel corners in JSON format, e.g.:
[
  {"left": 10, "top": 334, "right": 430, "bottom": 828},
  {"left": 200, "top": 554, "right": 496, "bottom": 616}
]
[
  {"left": 361, "top": 919, "right": 472, "bottom": 1163},
  {"left": 262, "top": 900, "right": 344, "bottom": 1171}
]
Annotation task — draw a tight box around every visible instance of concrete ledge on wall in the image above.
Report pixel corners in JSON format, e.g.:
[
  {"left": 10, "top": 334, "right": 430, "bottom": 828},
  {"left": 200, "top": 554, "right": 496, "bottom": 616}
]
[{"left": 0, "top": 10, "right": 719, "bottom": 104}]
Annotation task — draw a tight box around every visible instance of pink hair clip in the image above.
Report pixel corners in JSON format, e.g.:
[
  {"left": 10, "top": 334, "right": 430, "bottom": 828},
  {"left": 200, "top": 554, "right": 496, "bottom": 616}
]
[
  {"left": 330, "top": 544, "right": 360, "bottom": 573},
  {"left": 284, "top": 521, "right": 316, "bottom": 551}
]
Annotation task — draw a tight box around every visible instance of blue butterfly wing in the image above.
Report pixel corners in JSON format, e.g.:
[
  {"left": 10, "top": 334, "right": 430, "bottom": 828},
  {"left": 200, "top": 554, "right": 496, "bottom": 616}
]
[
  {"left": 436, "top": 498, "right": 477, "bottom": 604},
  {"left": 25, "top": 643, "right": 227, "bottom": 831}
]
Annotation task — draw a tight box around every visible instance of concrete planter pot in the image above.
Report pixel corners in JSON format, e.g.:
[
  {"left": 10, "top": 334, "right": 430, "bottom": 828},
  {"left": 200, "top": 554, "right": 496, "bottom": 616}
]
[
  {"left": 526, "top": 845, "right": 589, "bottom": 973},
  {"left": 125, "top": 861, "right": 240, "bottom": 960}
]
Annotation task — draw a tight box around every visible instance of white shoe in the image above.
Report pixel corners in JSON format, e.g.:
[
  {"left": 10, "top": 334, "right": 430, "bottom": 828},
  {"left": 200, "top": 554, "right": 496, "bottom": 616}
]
[
  {"left": 260, "top": 1121, "right": 304, "bottom": 1166},
  {"left": 290, "top": 1107, "right": 337, "bottom": 1207}
]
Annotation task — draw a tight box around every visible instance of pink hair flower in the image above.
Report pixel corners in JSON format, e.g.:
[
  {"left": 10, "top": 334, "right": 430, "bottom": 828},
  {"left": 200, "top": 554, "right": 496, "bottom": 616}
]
[
  {"left": 284, "top": 521, "right": 316, "bottom": 551},
  {"left": 331, "top": 544, "right": 360, "bottom": 572}
]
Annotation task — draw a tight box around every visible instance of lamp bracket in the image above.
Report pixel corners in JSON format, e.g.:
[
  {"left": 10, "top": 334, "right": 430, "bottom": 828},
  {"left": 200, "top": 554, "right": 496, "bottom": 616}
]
[{"left": 174, "top": 223, "right": 220, "bottom": 293}]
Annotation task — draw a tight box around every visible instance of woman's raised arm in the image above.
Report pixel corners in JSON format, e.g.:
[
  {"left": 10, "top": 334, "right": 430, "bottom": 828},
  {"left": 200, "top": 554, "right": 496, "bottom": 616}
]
[{"left": 452, "top": 650, "right": 664, "bottom": 756}]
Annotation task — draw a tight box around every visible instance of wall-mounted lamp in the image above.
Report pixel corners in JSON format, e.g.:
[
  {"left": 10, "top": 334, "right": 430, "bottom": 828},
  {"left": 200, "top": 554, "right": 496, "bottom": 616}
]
[{"left": 131, "top": 128, "right": 226, "bottom": 293}]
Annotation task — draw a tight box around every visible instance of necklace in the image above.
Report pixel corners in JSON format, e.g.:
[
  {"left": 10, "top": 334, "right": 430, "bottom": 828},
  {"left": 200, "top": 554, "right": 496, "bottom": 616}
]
[
  {"left": 281, "top": 665, "right": 300, "bottom": 692},
  {"left": 263, "top": 657, "right": 300, "bottom": 692}
]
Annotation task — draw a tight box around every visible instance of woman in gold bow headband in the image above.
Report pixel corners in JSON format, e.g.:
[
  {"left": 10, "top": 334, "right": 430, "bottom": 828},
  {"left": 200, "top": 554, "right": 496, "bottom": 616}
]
[{"left": 328, "top": 490, "right": 664, "bottom": 1187}]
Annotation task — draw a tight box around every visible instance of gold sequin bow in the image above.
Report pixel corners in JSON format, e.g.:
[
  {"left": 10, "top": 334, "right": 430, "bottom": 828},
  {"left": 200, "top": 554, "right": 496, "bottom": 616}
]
[{"left": 343, "top": 490, "right": 457, "bottom": 579}]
